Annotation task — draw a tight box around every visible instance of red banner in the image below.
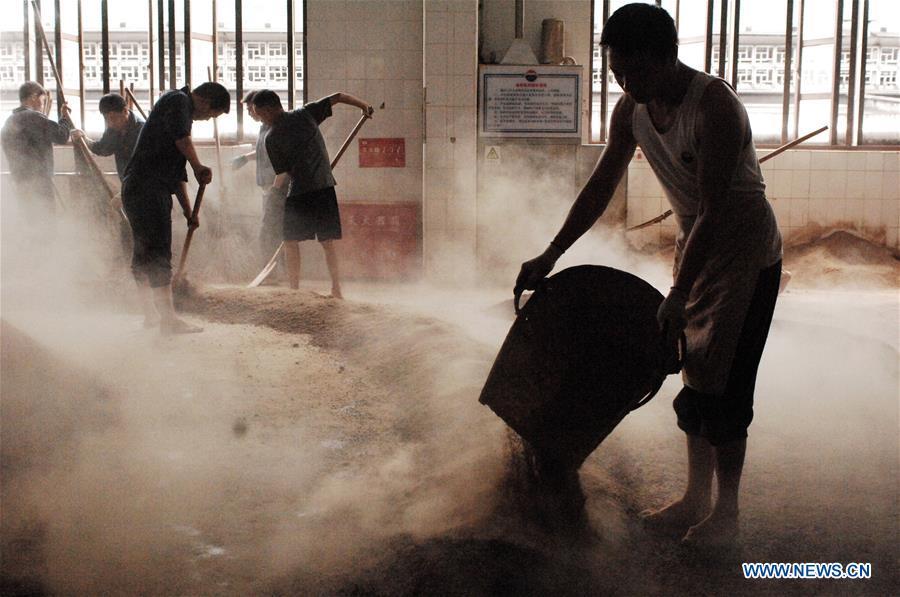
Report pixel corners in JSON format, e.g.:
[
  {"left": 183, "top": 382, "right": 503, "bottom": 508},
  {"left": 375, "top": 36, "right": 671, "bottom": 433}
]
[{"left": 359, "top": 138, "right": 406, "bottom": 168}]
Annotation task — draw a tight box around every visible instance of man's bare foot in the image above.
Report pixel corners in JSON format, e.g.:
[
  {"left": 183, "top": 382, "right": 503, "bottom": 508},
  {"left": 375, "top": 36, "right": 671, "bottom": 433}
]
[
  {"left": 160, "top": 318, "right": 204, "bottom": 335},
  {"left": 640, "top": 499, "right": 710, "bottom": 536},
  {"left": 681, "top": 509, "right": 739, "bottom": 547},
  {"left": 331, "top": 286, "right": 343, "bottom": 300}
]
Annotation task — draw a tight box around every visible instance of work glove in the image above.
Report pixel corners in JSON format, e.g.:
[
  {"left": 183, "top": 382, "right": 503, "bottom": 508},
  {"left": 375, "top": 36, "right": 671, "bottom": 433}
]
[
  {"left": 514, "top": 243, "right": 564, "bottom": 297},
  {"left": 231, "top": 154, "right": 249, "bottom": 170},
  {"left": 657, "top": 287, "right": 688, "bottom": 350}
]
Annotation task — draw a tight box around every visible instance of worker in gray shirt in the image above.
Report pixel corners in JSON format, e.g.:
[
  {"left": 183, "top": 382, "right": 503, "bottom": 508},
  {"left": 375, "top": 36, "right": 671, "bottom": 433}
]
[
  {"left": 1, "top": 81, "right": 73, "bottom": 217},
  {"left": 252, "top": 89, "right": 373, "bottom": 299}
]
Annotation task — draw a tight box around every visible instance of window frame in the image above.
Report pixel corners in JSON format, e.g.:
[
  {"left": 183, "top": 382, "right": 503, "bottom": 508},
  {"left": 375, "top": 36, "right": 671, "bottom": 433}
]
[{"left": 589, "top": 0, "right": 899, "bottom": 148}]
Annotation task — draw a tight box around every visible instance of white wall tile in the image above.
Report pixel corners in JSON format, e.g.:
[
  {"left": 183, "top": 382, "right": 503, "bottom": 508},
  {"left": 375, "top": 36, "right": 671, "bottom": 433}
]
[
  {"left": 810, "top": 152, "right": 831, "bottom": 170},
  {"left": 886, "top": 153, "right": 900, "bottom": 172},
  {"left": 427, "top": 77, "right": 449, "bottom": 106},
  {"left": 864, "top": 172, "right": 883, "bottom": 200},
  {"left": 425, "top": 11, "right": 450, "bottom": 41},
  {"left": 808, "top": 170, "right": 830, "bottom": 200},
  {"left": 402, "top": 80, "right": 423, "bottom": 110},
  {"left": 790, "top": 170, "right": 810, "bottom": 198},
  {"left": 883, "top": 198, "right": 899, "bottom": 229},
  {"left": 845, "top": 171, "right": 866, "bottom": 199},
  {"left": 453, "top": 11, "right": 477, "bottom": 45},
  {"left": 883, "top": 171, "right": 899, "bottom": 200},
  {"left": 823, "top": 170, "right": 847, "bottom": 200},
  {"left": 808, "top": 198, "right": 829, "bottom": 225},
  {"left": 346, "top": 52, "right": 366, "bottom": 79},
  {"left": 425, "top": 106, "right": 446, "bottom": 140},
  {"left": 365, "top": 54, "right": 388, "bottom": 80},
  {"left": 846, "top": 199, "right": 865, "bottom": 226},
  {"left": 790, "top": 198, "right": 809, "bottom": 227},
  {"left": 845, "top": 152, "right": 867, "bottom": 171},
  {"left": 865, "top": 152, "right": 883, "bottom": 171},
  {"left": 425, "top": 45, "right": 448, "bottom": 77},
  {"left": 792, "top": 150, "right": 811, "bottom": 170},
  {"left": 863, "top": 200, "right": 882, "bottom": 228}
]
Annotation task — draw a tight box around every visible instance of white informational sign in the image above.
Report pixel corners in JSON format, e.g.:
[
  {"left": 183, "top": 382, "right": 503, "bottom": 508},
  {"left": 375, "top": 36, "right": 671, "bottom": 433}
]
[{"left": 480, "top": 65, "right": 582, "bottom": 138}]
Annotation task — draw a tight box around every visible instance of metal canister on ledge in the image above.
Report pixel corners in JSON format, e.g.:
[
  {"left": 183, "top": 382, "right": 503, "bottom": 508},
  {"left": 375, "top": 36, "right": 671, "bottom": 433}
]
[{"left": 540, "top": 18, "right": 565, "bottom": 65}]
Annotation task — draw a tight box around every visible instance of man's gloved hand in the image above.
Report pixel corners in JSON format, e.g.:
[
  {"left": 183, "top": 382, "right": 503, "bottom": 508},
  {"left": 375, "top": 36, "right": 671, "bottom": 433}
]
[
  {"left": 231, "top": 154, "right": 249, "bottom": 170},
  {"left": 514, "top": 243, "right": 564, "bottom": 297},
  {"left": 657, "top": 287, "right": 688, "bottom": 348}
]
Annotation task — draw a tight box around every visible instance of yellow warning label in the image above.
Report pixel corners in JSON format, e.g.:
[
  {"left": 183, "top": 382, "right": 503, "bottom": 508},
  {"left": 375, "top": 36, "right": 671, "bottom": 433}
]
[{"left": 486, "top": 146, "right": 500, "bottom": 160}]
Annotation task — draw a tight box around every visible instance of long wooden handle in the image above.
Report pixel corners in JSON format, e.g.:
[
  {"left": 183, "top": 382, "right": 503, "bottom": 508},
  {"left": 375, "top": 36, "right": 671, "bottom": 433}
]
[
  {"left": 330, "top": 112, "right": 371, "bottom": 169},
  {"left": 30, "top": 1, "right": 67, "bottom": 107},
  {"left": 174, "top": 184, "right": 207, "bottom": 283},
  {"left": 758, "top": 125, "right": 828, "bottom": 165},
  {"left": 124, "top": 86, "right": 148, "bottom": 119},
  {"left": 626, "top": 125, "right": 829, "bottom": 232}
]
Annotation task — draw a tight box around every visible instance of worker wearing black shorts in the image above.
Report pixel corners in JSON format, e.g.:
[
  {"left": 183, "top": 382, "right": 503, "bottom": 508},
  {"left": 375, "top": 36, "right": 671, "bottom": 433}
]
[
  {"left": 121, "top": 82, "right": 230, "bottom": 333},
  {"left": 251, "top": 89, "right": 373, "bottom": 299}
]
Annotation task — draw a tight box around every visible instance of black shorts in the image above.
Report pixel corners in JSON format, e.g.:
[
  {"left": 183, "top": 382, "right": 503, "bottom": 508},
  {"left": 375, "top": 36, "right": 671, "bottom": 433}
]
[
  {"left": 283, "top": 186, "right": 342, "bottom": 242},
  {"left": 122, "top": 178, "right": 173, "bottom": 288},
  {"left": 673, "top": 260, "right": 782, "bottom": 446}
]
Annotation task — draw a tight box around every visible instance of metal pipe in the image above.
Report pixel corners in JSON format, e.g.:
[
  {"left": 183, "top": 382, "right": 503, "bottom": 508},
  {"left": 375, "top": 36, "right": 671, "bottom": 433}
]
[
  {"left": 168, "top": 0, "right": 176, "bottom": 89},
  {"left": 829, "top": 0, "right": 844, "bottom": 144},
  {"left": 287, "top": 0, "right": 295, "bottom": 108},
  {"left": 35, "top": 0, "right": 44, "bottom": 85},
  {"left": 183, "top": 0, "right": 191, "bottom": 87},
  {"left": 148, "top": 0, "right": 154, "bottom": 103},
  {"left": 515, "top": 0, "right": 524, "bottom": 39},
  {"left": 157, "top": 0, "right": 165, "bottom": 95},
  {"left": 23, "top": 0, "right": 31, "bottom": 80},
  {"left": 78, "top": 0, "right": 86, "bottom": 126},
  {"left": 717, "top": 0, "right": 728, "bottom": 78},
  {"left": 101, "top": 0, "right": 109, "bottom": 93},
  {"left": 236, "top": 0, "right": 243, "bottom": 139},
  {"left": 703, "top": 0, "right": 713, "bottom": 73},
  {"left": 792, "top": 0, "right": 805, "bottom": 140},
  {"left": 54, "top": 0, "right": 63, "bottom": 114},
  {"left": 845, "top": 0, "right": 859, "bottom": 145},
  {"left": 781, "top": 0, "right": 794, "bottom": 143},
  {"left": 730, "top": 0, "right": 741, "bottom": 89},
  {"left": 856, "top": 0, "right": 868, "bottom": 143}
]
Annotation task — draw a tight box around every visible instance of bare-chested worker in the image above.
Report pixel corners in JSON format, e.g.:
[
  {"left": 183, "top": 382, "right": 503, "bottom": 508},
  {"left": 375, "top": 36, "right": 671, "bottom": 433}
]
[{"left": 516, "top": 3, "right": 782, "bottom": 546}]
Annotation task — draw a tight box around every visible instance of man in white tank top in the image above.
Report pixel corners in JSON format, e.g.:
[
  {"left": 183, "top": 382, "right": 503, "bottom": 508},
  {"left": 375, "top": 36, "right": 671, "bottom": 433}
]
[{"left": 516, "top": 3, "right": 782, "bottom": 547}]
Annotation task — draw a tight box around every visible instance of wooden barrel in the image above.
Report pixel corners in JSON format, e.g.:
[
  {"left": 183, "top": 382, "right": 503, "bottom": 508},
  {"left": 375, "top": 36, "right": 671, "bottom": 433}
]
[{"left": 479, "top": 265, "right": 674, "bottom": 470}]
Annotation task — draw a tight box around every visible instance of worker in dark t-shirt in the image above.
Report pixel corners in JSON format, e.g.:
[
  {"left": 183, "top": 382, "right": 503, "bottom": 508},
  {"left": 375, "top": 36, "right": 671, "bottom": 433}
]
[
  {"left": 71, "top": 92, "right": 144, "bottom": 181},
  {"left": 252, "top": 89, "right": 373, "bottom": 299},
  {"left": 121, "top": 81, "right": 230, "bottom": 334}
]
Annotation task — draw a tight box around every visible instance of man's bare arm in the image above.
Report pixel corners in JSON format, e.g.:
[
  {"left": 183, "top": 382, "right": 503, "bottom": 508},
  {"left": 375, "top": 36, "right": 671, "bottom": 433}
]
[
  {"left": 329, "top": 92, "right": 373, "bottom": 116},
  {"left": 551, "top": 95, "right": 638, "bottom": 251},
  {"left": 672, "top": 80, "right": 746, "bottom": 294},
  {"left": 174, "top": 135, "right": 212, "bottom": 185},
  {"left": 515, "top": 96, "right": 637, "bottom": 292}
]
